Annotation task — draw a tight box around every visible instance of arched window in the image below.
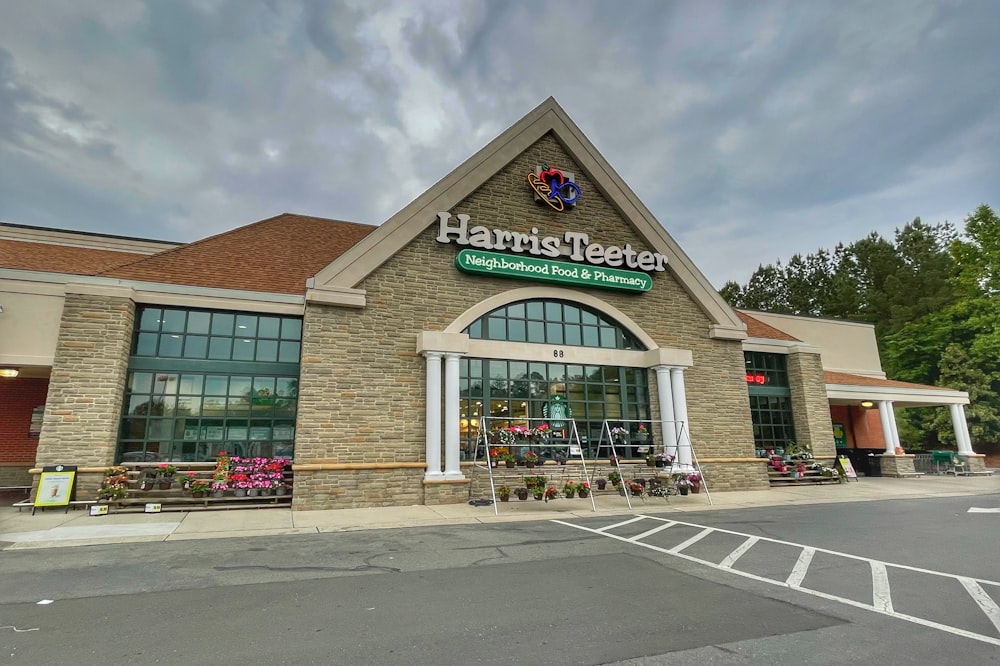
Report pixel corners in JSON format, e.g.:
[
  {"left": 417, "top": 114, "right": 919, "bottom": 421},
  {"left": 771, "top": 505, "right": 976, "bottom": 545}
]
[
  {"left": 466, "top": 300, "right": 646, "bottom": 350},
  {"left": 460, "top": 300, "right": 650, "bottom": 459}
]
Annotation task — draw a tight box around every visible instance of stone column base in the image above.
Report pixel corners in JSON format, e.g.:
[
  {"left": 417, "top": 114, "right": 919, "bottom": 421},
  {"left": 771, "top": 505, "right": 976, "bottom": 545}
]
[
  {"left": 962, "top": 454, "right": 987, "bottom": 473},
  {"left": 423, "top": 478, "right": 471, "bottom": 505},
  {"left": 877, "top": 454, "right": 917, "bottom": 477}
]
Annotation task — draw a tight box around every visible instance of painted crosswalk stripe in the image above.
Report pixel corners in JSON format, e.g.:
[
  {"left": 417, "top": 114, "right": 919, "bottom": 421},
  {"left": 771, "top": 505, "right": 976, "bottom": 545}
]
[
  {"left": 786, "top": 547, "right": 815, "bottom": 588},
  {"left": 967, "top": 507, "right": 1000, "bottom": 513},
  {"left": 959, "top": 577, "right": 1000, "bottom": 634},
  {"left": 871, "top": 561, "right": 894, "bottom": 613},
  {"left": 629, "top": 521, "right": 676, "bottom": 542},
  {"left": 594, "top": 516, "right": 646, "bottom": 533},
  {"left": 719, "top": 536, "right": 759, "bottom": 569},
  {"left": 668, "top": 527, "right": 714, "bottom": 554}
]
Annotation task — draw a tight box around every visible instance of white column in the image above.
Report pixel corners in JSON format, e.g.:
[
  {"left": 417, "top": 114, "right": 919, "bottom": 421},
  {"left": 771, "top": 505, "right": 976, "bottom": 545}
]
[
  {"left": 877, "top": 401, "right": 896, "bottom": 454},
  {"left": 670, "top": 367, "right": 692, "bottom": 470},
  {"left": 423, "top": 352, "right": 444, "bottom": 479},
  {"left": 442, "top": 353, "right": 465, "bottom": 479},
  {"left": 885, "top": 401, "right": 901, "bottom": 452},
  {"left": 950, "top": 403, "right": 974, "bottom": 454},
  {"left": 653, "top": 366, "right": 677, "bottom": 460}
]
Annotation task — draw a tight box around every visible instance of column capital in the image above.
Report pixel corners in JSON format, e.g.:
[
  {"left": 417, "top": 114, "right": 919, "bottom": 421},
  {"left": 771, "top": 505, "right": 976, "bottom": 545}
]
[{"left": 422, "top": 350, "right": 444, "bottom": 360}]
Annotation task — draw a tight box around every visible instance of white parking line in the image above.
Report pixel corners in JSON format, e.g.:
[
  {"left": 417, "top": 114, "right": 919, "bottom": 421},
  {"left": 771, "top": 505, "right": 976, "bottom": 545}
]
[
  {"left": 553, "top": 516, "right": 1000, "bottom": 648},
  {"left": 871, "top": 561, "right": 894, "bottom": 613},
  {"left": 785, "top": 547, "right": 815, "bottom": 588},
  {"left": 629, "top": 521, "right": 676, "bottom": 542},
  {"left": 720, "top": 536, "right": 759, "bottom": 569},
  {"left": 594, "top": 516, "right": 646, "bottom": 533},
  {"left": 959, "top": 577, "right": 1000, "bottom": 634},
  {"left": 668, "top": 527, "right": 714, "bottom": 554},
  {"left": 968, "top": 508, "right": 1000, "bottom": 513}
]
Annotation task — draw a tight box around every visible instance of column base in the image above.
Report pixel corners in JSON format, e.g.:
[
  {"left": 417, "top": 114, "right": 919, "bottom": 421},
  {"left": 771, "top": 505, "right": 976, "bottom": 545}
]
[
  {"left": 442, "top": 471, "right": 466, "bottom": 481},
  {"left": 424, "top": 471, "right": 446, "bottom": 481}
]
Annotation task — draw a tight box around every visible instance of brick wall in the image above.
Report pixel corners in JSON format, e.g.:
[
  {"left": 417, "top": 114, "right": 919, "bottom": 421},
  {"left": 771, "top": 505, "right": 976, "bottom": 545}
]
[
  {"left": 830, "top": 404, "right": 885, "bottom": 448},
  {"left": 0, "top": 377, "right": 48, "bottom": 486},
  {"left": 35, "top": 294, "right": 135, "bottom": 467},
  {"left": 295, "top": 134, "right": 770, "bottom": 509}
]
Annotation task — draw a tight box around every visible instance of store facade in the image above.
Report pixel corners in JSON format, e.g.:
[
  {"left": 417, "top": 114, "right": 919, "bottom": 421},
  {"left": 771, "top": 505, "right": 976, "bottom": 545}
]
[{"left": 0, "top": 99, "right": 982, "bottom": 509}]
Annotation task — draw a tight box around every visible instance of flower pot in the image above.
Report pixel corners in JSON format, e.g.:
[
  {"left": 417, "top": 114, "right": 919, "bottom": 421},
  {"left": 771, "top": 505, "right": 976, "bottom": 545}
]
[
  {"left": 234, "top": 488, "right": 247, "bottom": 497},
  {"left": 261, "top": 488, "right": 273, "bottom": 496},
  {"left": 248, "top": 488, "right": 260, "bottom": 497},
  {"left": 525, "top": 461, "right": 535, "bottom": 469},
  {"left": 655, "top": 460, "right": 664, "bottom": 468},
  {"left": 646, "top": 460, "right": 655, "bottom": 467},
  {"left": 564, "top": 491, "right": 574, "bottom": 499},
  {"left": 596, "top": 480, "right": 607, "bottom": 490},
  {"left": 192, "top": 491, "right": 206, "bottom": 499},
  {"left": 679, "top": 486, "right": 689, "bottom": 496},
  {"left": 211, "top": 490, "right": 225, "bottom": 498},
  {"left": 158, "top": 481, "right": 172, "bottom": 490},
  {"left": 690, "top": 483, "right": 700, "bottom": 494},
  {"left": 505, "top": 460, "right": 515, "bottom": 468},
  {"left": 578, "top": 489, "right": 590, "bottom": 498},
  {"left": 499, "top": 495, "right": 510, "bottom": 502},
  {"left": 533, "top": 492, "right": 544, "bottom": 500},
  {"left": 515, "top": 489, "right": 528, "bottom": 500},
  {"left": 276, "top": 486, "right": 288, "bottom": 496}
]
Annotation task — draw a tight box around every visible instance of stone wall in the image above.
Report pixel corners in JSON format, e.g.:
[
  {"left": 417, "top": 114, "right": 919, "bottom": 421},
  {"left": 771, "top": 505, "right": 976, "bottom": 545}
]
[
  {"left": 290, "top": 467, "right": 425, "bottom": 511},
  {"left": 787, "top": 351, "right": 835, "bottom": 459},
  {"left": 35, "top": 293, "right": 135, "bottom": 467},
  {"left": 294, "top": 133, "right": 760, "bottom": 509}
]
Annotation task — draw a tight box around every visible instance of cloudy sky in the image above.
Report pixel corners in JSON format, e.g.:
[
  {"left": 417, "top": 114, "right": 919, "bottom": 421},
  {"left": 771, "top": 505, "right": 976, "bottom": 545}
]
[{"left": 2, "top": 1, "right": 998, "bottom": 287}]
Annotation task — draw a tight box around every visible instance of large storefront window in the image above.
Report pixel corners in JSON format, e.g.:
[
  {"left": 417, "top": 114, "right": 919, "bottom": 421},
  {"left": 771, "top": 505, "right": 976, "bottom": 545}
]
[
  {"left": 118, "top": 307, "right": 301, "bottom": 463},
  {"left": 745, "top": 351, "right": 795, "bottom": 450},
  {"left": 461, "top": 299, "right": 650, "bottom": 458}
]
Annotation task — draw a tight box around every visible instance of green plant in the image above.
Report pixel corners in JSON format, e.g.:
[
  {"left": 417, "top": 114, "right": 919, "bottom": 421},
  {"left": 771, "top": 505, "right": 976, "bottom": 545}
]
[
  {"left": 523, "top": 475, "right": 547, "bottom": 489},
  {"left": 188, "top": 479, "right": 211, "bottom": 493},
  {"left": 97, "top": 466, "right": 129, "bottom": 500},
  {"left": 544, "top": 485, "right": 559, "bottom": 500},
  {"left": 157, "top": 463, "right": 178, "bottom": 478},
  {"left": 608, "top": 470, "right": 622, "bottom": 486},
  {"left": 497, "top": 485, "right": 511, "bottom": 499},
  {"left": 524, "top": 450, "right": 539, "bottom": 463},
  {"left": 563, "top": 481, "right": 578, "bottom": 496}
]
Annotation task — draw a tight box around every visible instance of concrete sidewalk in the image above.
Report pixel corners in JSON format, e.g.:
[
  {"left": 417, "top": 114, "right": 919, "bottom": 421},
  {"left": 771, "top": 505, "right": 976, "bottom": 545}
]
[{"left": 1, "top": 475, "right": 997, "bottom": 550}]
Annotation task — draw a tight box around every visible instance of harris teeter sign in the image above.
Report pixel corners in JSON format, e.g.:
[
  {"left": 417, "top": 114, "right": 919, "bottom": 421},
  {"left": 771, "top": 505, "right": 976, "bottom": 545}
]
[{"left": 456, "top": 250, "right": 652, "bottom": 292}]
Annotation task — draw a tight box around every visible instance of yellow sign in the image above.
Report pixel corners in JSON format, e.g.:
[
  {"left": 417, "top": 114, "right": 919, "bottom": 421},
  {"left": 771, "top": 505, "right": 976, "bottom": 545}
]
[
  {"left": 34, "top": 470, "right": 75, "bottom": 507},
  {"left": 836, "top": 456, "right": 858, "bottom": 480}
]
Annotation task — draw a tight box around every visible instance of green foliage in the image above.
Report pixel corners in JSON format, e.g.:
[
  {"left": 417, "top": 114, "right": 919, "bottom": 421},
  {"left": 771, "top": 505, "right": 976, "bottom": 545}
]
[{"left": 721, "top": 205, "right": 1000, "bottom": 450}]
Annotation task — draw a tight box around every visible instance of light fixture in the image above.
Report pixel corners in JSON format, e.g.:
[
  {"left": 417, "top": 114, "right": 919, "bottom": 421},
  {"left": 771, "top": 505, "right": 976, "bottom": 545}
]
[
  {"left": 860, "top": 400, "right": 874, "bottom": 408},
  {"left": 0, "top": 368, "right": 20, "bottom": 378}
]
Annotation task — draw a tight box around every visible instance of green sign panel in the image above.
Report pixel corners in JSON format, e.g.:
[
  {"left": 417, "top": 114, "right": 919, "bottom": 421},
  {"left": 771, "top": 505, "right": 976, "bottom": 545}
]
[{"left": 455, "top": 250, "right": 652, "bottom": 292}]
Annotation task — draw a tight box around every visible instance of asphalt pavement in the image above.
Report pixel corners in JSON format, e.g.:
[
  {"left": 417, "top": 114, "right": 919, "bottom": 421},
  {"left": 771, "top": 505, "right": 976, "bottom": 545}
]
[{"left": 1, "top": 474, "right": 997, "bottom": 550}]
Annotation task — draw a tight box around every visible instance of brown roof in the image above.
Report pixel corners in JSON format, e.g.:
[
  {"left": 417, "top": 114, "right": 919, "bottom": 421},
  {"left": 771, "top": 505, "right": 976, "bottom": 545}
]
[
  {"left": 736, "top": 311, "right": 800, "bottom": 342},
  {"left": 0, "top": 239, "right": 149, "bottom": 274},
  {"left": 824, "top": 370, "right": 941, "bottom": 391},
  {"left": 101, "top": 213, "right": 377, "bottom": 294}
]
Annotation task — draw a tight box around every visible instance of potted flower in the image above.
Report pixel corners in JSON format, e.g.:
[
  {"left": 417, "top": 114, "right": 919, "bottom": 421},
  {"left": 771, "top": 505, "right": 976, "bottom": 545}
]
[
  {"left": 524, "top": 450, "right": 539, "bottom": 468},
  {"left": 188, "top": 479, "right": 210, "bottom": 498},
  {"left": 515, "top": 487, "right": 529, "bottom": 501},
  {"left": 229, "top": 473, "right": 251, "bottom": 497},
  {"left": 543, "top": 485, "right": 559, "bottom": 501},
  {"left": 563, "top": 481, "right": 577, "bottom": 498},
  {"left": 181, "top": 471, "right": 198, "bottom": 491},
  {"left": 656, "top": 452, "right": 674, "bottom": 468},
  {"left": 626, "top": 480, "right": 644, "bottom": 497},
  {"left": 686, "top": 472, "right": 702, "bottom": 493},
  {"left": 577, "top": 481, "right": 590, "bottom": 498},
  {"left": 156, "top": 463, "right": 177, "bottom": 489},
  {"left": 610, "top": 426, "right": 629, "bottom": 445},
  {"left": 497, "top": 485, "right": 512, "bottom": 502},
  {"left": 594, "top": 477, "right": 607, "bottom": 490},
  {"left": 97, "top": 466, "right": 129, "bottom": 502},
  {"left": 676, "top": 478, "right": 691, "bottom": 496},
  {"left": 608, "top": 470, "right": 622, "bottom": 488},
  {"left": 531, "top": 423, "right": 551, "bottom": 441},
  {"left": 645, "top": 452, "right": 656, "bottom": 467}
]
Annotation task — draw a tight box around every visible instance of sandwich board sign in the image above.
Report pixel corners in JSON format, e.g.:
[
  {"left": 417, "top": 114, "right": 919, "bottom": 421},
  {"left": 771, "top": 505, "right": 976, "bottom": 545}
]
[
  {"left": 34, "top": 465, "right": 77, "bottom": 513},
  {"left": 836, "top": 456, "right": 858, "bottom": 481}
]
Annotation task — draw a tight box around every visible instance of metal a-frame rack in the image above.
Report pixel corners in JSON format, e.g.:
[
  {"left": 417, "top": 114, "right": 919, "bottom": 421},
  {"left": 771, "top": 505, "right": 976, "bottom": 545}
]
[
  {"left": 474, "top": 416, "right": 597, "bottom": 516},
  {"left": 597, "top": 418, "right": 713, "bottom": 509}
]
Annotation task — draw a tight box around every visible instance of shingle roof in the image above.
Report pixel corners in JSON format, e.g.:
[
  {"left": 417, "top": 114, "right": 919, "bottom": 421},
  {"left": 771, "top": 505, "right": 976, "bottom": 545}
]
[
  {"left": 824, "top": 370, "right": 941, "bottom": 391},
  {"left": 101, "top": 213, "right": 377, "bottom": 294},
  {"left": 0, "top": 239, "right": 149, "bottom": 274},
  {"left": 736, "top": 311, "right": 801, "bottom": 342}
]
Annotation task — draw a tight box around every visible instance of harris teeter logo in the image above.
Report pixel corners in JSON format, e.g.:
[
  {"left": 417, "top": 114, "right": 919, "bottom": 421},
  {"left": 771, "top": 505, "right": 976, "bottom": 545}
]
[
  {"left": 527, "top": 165, "right": 581, "bottom": 211},
  {"left": 456, "top": 249, "right": 652, "bottom": 293}
]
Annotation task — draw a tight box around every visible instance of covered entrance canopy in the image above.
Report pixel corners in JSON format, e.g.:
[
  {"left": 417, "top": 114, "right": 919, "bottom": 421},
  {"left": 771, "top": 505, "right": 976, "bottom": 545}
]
[{"left": 825, "top": 370, "right": 973, "bottom": 456}]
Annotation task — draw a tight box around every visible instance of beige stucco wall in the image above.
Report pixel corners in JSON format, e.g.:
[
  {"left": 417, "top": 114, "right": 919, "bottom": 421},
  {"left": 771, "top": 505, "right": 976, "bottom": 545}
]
[
  {"left": 748, "top": 311, "right": 883, "bottom": 375},
  {"left": 0, "top": 280, "right": 64, "bottom": 371},
  {"left": 293, "top": 133, "right": 769, "bottom": 509}
]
